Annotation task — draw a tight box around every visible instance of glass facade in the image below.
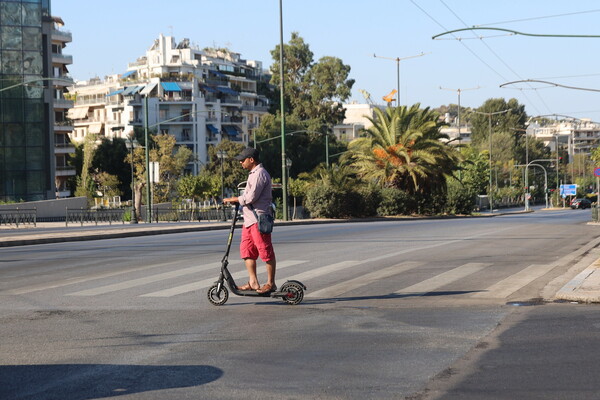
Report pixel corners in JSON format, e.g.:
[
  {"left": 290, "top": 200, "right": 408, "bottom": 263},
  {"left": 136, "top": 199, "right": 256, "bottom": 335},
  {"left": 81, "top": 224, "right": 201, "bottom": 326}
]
[{"left": 0, "top": 0, "right": 51, "bottom": 201}]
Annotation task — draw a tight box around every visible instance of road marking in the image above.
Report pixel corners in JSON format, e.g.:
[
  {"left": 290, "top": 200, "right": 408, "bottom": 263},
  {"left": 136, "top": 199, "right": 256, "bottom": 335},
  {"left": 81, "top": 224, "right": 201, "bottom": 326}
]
[
  {"left": 139, "top": 260, "right": 307, "bottom": 297},
  {"left": 471, "top": 263, "right": 556, "bottom": 299},
  {"left": 2, "top": 260, "right": 189, "bottom": 295},
  {"left": 306, "top": 261, "right": 422, "bottom": 298},
  {"left": 395, "top": 263, "right": 492, "bottom": 296}
]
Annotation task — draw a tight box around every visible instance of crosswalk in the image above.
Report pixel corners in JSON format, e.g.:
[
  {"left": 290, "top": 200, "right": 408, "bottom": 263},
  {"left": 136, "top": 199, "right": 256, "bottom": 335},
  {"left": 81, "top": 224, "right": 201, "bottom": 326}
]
[{"left": 1, "top": 255, "right": 562, "bottom": 303}]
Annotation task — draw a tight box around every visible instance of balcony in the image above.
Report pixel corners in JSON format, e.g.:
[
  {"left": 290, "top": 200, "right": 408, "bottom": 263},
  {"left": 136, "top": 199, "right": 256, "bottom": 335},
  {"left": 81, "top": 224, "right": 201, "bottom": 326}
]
[
  {"left": 53, "top": 75, "right": 74, "bottom": 87},
  {"left": 55, "top": 165, "right": 76, "bottom": 176},
  {"left": 54, "top": 120, "right": 73, "bottom": 132},
  {"left": 52, "top": 28, "right": 72, "bottom": 43},
  {"left": 53, "top": 98, "right": 74, "bottom": 109},
  {"left": 52, "top": 53, "right": 73, "bottom": 65}
]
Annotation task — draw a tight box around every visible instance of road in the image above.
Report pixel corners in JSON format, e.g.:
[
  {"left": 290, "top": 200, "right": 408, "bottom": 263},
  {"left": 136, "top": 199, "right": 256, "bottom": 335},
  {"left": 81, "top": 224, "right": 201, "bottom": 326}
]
[{"left": 1, "top": 209, "right": 599, "bottom": 399}]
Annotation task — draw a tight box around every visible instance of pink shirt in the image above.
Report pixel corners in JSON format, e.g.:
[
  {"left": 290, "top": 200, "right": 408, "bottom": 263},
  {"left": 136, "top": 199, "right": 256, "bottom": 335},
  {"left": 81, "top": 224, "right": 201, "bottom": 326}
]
[{"left": 237, "top": 163, "right": 272, "bottom": 227}]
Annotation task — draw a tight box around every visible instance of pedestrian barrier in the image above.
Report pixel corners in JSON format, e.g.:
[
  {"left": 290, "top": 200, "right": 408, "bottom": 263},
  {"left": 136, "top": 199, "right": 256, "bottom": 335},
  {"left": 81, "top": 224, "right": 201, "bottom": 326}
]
[
  {"left": 151, "top": 207, "right": 229, "bottom": 223},
  {"left": 0, "top": 208, "right": 37, "bottom": 227},
  {"left": 66, "top": 208, "right": 125, "bottom": 226}
]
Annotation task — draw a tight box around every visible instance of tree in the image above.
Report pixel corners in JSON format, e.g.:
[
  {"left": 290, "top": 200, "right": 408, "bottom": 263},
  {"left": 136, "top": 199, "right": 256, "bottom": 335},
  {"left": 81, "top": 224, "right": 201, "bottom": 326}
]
[
  {"left": 149, "top": 134, "right": 194, "bottom": 203},
  {"left": 269, "top": 32, "right": 355, "bottom": 127},
  {"left": 470, "top": 98, "right": 527, "bottom": 149},
  {"left": 92, "top": 137, "right": 130, "bottom": 198},
  {"left": 346, "top": 104, "right": 461, "bottom": 194},
  {"left": 74, "top": 134, "right": 97, "bottom": 200},
  {"left": 201, "top": 140, "right": 247, "bottom": 198}
]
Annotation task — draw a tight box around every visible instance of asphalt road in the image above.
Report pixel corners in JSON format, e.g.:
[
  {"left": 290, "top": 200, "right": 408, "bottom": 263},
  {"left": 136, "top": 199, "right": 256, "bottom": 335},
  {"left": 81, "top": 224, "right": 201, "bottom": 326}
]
[{"left": 1, "top": 208, "right": 598, "bottom": 399}]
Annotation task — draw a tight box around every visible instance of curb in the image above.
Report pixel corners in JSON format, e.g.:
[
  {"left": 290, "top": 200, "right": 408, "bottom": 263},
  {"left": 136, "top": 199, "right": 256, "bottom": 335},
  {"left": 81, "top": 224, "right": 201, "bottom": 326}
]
[{"left": 555, "top": 258, "right": 600, "bottom": 303}]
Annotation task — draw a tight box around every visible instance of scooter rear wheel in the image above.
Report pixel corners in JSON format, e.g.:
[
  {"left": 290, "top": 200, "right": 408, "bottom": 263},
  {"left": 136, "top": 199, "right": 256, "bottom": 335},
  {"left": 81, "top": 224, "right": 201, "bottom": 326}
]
[
  {"left": 207, "top": 284, "right": 228, "bottom": 306},
  {"left": 280, "top": 282, "right": 304, "bottom": 305}
]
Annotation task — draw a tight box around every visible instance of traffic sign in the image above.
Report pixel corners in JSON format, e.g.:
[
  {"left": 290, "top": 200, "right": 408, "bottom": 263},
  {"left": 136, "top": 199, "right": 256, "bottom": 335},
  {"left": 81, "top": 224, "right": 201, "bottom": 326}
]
[
  {"left": 560, "top": 184, "right": 577, "bottom": 197},
  {"left": 594, "top": 167, "right": 600, "bottom": 177}
]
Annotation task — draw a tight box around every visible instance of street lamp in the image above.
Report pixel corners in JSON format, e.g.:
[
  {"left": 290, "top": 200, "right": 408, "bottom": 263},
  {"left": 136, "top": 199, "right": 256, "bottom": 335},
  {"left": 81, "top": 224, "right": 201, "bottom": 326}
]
[
  {"left": 439, "top": 86, "right": 480, "bottom": 144},
  {"left": 126, "top": 134, "right": 138, "bottom": 224},
  {"left": 278, "top": 0, "right": 288, "bottom": 221},
  {"left": 216, "top": 150, "right": 227, "bottom": 201},
  {"left": 473, "top": 109, "right": 510, "bottom": 212},
  {"left": 373, "top": 52, "right": 429, "bottom": 107}
]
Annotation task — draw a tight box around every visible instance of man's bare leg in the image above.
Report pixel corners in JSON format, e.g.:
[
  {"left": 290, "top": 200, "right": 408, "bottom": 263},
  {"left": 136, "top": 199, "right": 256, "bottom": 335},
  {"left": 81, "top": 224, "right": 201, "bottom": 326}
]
[{"left": 242, "top": 258, "right": 260, "bottom": 290}]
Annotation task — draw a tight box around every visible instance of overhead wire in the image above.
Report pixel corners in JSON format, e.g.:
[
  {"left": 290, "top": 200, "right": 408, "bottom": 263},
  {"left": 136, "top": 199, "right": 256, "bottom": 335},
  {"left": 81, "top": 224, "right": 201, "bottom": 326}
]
[
  {"left": 478, "top": 9, "right": 600, "bottom": 27},
  {"left": 438, "top": 0, "right": 548, "bottom": 115}
]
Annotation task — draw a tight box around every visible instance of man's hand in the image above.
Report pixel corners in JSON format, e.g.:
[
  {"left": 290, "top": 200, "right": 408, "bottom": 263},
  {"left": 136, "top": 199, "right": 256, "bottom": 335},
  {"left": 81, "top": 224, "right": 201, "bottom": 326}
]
[{"left": 223, "top": 197, "right": 239, "bottom": 204}]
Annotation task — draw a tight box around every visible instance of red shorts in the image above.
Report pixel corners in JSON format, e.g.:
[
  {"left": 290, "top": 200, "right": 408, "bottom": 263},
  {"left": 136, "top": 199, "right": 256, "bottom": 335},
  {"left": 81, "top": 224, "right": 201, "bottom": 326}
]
[{"left": 240, "top": 224, "right": 275, "bottom": 262}]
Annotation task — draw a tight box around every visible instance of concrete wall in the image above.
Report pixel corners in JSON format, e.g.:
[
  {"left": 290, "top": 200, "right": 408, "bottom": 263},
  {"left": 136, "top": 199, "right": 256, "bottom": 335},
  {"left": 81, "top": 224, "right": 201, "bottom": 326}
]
[{"left": 0, "top": 197, "right": 88, "bottom": 218}]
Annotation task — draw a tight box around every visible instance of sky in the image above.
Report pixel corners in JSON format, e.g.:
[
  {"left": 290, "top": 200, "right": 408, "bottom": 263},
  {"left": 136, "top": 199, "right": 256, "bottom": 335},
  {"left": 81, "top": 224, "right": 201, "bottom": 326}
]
[{"left": 53, "top": 0, "right": 600, "bottom": 122}]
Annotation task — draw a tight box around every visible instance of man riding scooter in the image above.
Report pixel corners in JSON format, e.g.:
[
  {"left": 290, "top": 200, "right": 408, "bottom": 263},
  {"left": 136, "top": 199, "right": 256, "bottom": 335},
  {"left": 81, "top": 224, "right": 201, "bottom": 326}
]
[{"left": 223, "top": 147, "right": 277, "bottom": 294}]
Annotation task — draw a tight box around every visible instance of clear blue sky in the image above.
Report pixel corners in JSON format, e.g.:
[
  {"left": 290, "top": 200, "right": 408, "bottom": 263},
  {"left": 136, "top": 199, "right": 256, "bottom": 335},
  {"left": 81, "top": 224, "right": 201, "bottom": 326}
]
[{"left": 53, "top": 0, "right": 600, "bottom": 121}]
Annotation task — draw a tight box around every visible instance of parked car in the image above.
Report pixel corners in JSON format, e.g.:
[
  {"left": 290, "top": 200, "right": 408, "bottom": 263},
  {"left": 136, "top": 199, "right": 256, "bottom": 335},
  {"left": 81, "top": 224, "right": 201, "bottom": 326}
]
[{"left": 571, "top": 198, "right": 592, "bottom": 209}]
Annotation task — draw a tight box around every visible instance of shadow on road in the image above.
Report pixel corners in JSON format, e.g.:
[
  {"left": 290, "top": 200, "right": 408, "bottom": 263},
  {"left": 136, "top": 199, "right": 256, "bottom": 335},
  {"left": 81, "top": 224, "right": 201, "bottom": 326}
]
[{"left": 0, "top": 364, "right": 223, "bottom": 399}]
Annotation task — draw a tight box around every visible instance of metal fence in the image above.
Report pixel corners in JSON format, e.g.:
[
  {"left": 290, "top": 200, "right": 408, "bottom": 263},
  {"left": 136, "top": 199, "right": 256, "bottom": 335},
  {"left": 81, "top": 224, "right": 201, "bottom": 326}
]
[
  {"left": 0, "top": 208, "right": 37, "bottom": 227},
  {"left": 151, "top": 207, "right": 229, "bottom": 223},
  {"left": 66, "top": 208, "right": 125, "bottom": 226}
]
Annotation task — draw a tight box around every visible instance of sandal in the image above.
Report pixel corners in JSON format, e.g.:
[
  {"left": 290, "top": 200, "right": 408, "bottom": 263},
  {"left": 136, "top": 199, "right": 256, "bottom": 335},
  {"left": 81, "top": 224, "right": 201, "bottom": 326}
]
[
  {"left": 256, "top": 283, "right": 277, "bottom": 294},
  {"left": 237, "top": 282, "right": 259, "bottom": 291}
]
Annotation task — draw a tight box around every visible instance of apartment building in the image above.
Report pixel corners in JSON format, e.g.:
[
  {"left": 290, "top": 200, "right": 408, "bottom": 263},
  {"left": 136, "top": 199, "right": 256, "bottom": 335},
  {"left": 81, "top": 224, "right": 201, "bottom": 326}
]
[
  {"left": 527, "top": 119, "right": 600, "bottom": 162},
  {"left": 68, "top": 34, "right": 269, "bottom": 173},
  {"left": 51, "top": 16, "right": 75, "bottom": 197},
  {"left": 0, "top": 0, "right": 67, "bottom": 201}
]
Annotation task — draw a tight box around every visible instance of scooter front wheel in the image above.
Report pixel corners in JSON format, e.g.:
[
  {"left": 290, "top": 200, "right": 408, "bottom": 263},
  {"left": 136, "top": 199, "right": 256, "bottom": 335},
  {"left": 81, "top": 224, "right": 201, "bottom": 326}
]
[{"left": 207, "top": 284, "right": 229, "bottom": 306}]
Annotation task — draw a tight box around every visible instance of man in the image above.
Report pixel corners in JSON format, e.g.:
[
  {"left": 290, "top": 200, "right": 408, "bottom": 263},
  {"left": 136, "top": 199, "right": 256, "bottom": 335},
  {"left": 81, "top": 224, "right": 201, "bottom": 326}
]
[{"left": 223, "top": 147, "right": 276, "bottom": 294}]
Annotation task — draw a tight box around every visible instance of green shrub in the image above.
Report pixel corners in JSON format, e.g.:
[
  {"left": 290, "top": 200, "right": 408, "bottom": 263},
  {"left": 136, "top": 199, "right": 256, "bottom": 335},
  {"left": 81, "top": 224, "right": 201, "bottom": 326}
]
[
  {"left": 377, "top": 188, "right": 414, "bottom": 216},
  {"left": 304, "top": 184, "right": 347, "bottom": 218},
  {"left": 445, "top": 179, "right": 476, "bottom": 214}
]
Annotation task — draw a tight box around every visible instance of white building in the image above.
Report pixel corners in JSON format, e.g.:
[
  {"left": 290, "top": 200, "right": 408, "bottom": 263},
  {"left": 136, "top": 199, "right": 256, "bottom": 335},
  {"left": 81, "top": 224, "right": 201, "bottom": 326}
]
[
  {"left": 68, "top": 34, "right": 269, "bottom": 174},
  {"left": 527, "top": 118, "right": 600, "bottom": 162},
  {"left": 333, "top": 103, "right": 385, "bottom": 142}
]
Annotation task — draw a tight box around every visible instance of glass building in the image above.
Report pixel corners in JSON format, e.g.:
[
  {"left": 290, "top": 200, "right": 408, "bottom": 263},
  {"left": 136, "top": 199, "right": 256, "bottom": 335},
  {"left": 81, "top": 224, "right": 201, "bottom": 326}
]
[{"left": 0, "top": 0, "right": 54, "bottom": 201}]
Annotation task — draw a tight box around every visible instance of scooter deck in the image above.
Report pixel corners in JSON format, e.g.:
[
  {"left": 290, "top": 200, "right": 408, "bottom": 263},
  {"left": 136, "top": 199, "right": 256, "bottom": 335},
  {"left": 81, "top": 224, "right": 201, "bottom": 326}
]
[{"left": 235, "top": 289, "right": 289, "bottom": 298}]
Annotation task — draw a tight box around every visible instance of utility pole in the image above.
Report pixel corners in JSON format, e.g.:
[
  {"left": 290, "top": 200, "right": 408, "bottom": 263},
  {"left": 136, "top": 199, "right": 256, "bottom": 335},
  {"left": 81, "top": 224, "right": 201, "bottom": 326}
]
[{"left": 373, "top": 52, "right": 428, "bottom": 107}]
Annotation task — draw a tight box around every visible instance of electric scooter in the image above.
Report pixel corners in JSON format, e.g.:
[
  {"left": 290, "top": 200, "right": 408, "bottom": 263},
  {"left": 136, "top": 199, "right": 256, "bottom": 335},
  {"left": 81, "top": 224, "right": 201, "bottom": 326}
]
[{"left": 207, "top": 203, "right": 306, "bottom": 306}]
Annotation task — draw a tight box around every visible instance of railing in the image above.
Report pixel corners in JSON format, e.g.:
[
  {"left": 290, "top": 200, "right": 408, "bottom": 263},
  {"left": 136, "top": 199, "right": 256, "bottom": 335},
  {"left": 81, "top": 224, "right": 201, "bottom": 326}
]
[
  {"left": 151, "top": 207, "right": 229, "bottom": 223},
  {"left": 65, "top": 208, "right": 125, "bottom": 226},
  {"left": 0, "top": 208, "right": 37, "bottom": 227}
]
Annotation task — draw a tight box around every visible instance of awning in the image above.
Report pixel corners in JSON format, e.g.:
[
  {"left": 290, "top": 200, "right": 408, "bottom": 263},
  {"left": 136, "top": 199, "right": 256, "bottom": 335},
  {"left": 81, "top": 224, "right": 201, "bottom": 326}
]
[
  {"left": 206, "top": 124, "right": 219, "bottom": 134},
  {"left": 209, "top": 69, "right": 228, "bottom": 78},
  {"left": 88, "top": 123, "right": 103, "bottom": 134},
  {"left": 199, "top": 84, "right": 218, "bottom": 93},
  {"left": 121, "top": 70, "right": 136, "bottom": 79},
  {"left": 122, "top": 85, "right": 143, "bottom": 96},
  {"left": 223, "top": 125, "right": 239, "bottom": 136},
  {"left": 67, "top": 106, "right": 89, "bottom": 120},
  {"left": 161, "top": 82, "right": 182, "bottom": 92},
  {"left": 217, "top": 86, "right": 239, "bottom": 96},
  {"left": 140, "top": 82, "right": 157, "bottom": 95},
  {"left": 106, "top": 89, "right": 124, "bottom": 96}
]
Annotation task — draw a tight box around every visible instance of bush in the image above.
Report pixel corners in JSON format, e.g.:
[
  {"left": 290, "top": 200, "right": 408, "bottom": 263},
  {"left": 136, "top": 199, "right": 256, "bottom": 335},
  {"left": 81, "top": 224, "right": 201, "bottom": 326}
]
[
  {"left": 445, "top": 179, "right": 476, "bottom": 215},
  {"left": 304, "top": 184, "right": 347, "bottom": 218},
  {"left": 377, "top": 188, "right": 415, "bottom": 216}
]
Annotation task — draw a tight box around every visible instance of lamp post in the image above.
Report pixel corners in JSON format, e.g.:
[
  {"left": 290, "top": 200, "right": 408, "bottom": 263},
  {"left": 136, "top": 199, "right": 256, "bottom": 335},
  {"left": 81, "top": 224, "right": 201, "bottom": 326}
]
[
  {"left": 373, "top": 52, "right": 428, "bottom": 107},
  {"left": 126, "top": 134, "right": 138, "bottom": 224},
  {"left": 216, "top": 150, "right": 227, "bottom": 201},
  {"left": 279, "top": 0, "right": 288, "bottom": 221},
  {"left": 473, "top": 109, "right": 510, "bottom": 213},
  {"left": 440, "top": 86, "right": 480, "bottom": 144}
]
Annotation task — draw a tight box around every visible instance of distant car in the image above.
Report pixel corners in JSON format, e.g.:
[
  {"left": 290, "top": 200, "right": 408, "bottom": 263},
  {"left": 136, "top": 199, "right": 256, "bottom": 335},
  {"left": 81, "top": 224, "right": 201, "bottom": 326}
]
[{"left": 571, "top": 198, "right": 592, "bottom": 209}]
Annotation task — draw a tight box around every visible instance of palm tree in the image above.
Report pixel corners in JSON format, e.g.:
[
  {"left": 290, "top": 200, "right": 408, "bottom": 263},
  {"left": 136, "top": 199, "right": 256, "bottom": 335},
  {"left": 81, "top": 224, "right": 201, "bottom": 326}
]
[{"left": 346, "top": 104, "right": 461, "bottom": 194}]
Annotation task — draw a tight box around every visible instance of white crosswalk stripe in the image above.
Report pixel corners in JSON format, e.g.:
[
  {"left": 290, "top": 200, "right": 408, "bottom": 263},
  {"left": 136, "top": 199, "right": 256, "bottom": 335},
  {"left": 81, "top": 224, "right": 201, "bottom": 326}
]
[
  {"left": 306, "top": 261, "right": 423, "bottom": 298},
  {"left": 139, "top": 260, "right": 307, "bottom": 297},
  {"left": 471, "top": 263, "right": 558, "bottom": 299},
  {"left": 3, "top": 260, "right": 188, "bottom": 295},
  {"left": 395, "top": 263, "right": 492, "bottom": 296}
]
